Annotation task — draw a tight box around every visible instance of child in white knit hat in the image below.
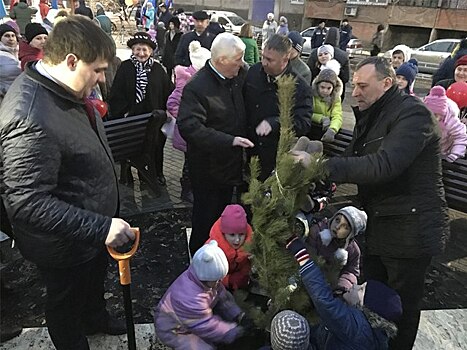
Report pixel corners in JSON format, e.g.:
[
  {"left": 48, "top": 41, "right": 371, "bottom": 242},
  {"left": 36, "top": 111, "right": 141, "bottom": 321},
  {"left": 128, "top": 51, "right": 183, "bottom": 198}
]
[
  {"left": 154, "top": 241, "right": 246, "bottom": 349},
  {"left": 317, "top": 44, "right": 341, "bottom": 75}
]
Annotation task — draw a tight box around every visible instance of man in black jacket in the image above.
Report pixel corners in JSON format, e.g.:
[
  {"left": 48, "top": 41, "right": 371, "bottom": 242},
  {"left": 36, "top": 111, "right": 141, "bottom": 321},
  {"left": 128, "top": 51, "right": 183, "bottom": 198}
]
[
  {"left": 244, "top": 34, "right": 312, "bottom": 181},
  {"left": 0, "top": 16, "right": 134, "bottom": 350},
  {"left": 174, "top": 10, "right": 215, "bottom": 67},
  {"left": 177, "top": 33, "right": 253, "bottom": 257},
  {"left": 293, "top": 57, "right": 450, "bottom": 350}
]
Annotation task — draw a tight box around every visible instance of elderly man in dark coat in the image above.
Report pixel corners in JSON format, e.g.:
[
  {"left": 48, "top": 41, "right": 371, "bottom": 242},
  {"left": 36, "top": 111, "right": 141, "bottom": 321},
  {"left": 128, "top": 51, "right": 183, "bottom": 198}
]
[{"left": 177, "top": 33, "right": 253, "bottom": 257}]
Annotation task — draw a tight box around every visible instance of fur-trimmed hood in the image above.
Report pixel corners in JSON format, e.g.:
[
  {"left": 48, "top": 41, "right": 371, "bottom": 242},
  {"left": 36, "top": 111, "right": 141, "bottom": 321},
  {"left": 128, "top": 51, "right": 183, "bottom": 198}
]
[
  {"left": 311, "top": 73, "right": 343, "bottom": 104},
  {"left": 360, "top": 305, "right": 398, "bottom": 340}
]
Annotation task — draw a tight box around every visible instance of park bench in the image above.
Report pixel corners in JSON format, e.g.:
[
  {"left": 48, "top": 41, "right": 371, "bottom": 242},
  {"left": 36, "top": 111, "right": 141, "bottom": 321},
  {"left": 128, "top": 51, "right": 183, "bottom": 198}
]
[
  {"left": 321, "top": 127, "right": 467, "bottom": 213},
  {"left": 103, "top": 111, "right": 167, "bottom": 196}
]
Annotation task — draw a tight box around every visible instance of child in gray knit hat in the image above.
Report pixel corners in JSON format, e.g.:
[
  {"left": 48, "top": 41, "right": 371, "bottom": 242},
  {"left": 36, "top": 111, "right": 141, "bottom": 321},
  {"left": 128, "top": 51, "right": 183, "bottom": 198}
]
[{"left": 304, "top": 205, "right": 367, "bottom": 294}]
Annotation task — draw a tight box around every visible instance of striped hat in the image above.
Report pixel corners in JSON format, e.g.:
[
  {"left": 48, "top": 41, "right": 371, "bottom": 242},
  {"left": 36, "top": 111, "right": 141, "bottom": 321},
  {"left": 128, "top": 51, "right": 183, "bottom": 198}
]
[{"left": 271, "top": 310, "right": 310, "bottom": 350}]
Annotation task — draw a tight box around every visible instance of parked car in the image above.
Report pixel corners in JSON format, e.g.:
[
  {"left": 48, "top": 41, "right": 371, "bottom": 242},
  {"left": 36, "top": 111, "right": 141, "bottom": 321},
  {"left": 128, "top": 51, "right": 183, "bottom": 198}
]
[
  {"left": 346, "top": 38, "right": 365, "bottom": 58},
  {"left": 205, "top": 10, "right": 246, "bottom": 35},
  {"left": 385, "top": 39, "right": 461, "bottom": 74}
]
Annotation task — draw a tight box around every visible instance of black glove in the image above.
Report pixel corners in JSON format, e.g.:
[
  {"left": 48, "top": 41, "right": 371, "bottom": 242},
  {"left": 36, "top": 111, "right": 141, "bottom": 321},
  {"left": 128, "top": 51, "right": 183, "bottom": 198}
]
[
  {"left": 238, "top": 313, "right": 256, "bottom": 330},
  {"left": 285, "top": 236, "right": 309, "bottom": 264}
]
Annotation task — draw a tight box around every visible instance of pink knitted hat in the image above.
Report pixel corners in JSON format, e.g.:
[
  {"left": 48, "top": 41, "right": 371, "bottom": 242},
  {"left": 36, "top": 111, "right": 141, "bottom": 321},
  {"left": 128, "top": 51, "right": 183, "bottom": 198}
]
[
  {"left": 220, "top": 205, "right": 248, "bottom": 234},
  {"left": 423, "top": 86, "right": 448, "bottom": 116}
]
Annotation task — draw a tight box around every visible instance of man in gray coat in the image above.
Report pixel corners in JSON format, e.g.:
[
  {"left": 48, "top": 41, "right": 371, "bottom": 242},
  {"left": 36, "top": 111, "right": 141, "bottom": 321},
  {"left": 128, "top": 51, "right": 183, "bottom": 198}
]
[{"left": 0, "top": 16, "right": 134, "bottom": 350}]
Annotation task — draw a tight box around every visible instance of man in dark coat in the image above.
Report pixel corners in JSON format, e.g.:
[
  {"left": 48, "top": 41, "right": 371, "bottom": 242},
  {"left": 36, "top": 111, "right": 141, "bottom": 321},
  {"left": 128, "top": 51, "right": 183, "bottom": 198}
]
[
  {"left": 174, "top": 10, "right": 215, "bottom": 67},
  {"left": 310, "top": 20, "right": 327, "bottom": 49},
  {"left": 0, "top": 16, "right": 134, "bottom": 350},
  {"left": 307, "top": 27, "right": 350, "bottom": 101},
  {"left": 157, "top": 3, "right": 173, "bottom": 27},
  {"left": 244, "top": 34, "right": 312, "bottom": 181},
  {"left": 75, "top": 0, "right": 94, "bottom": 19},
  {"left": 177, "top": 33, "right": 253, "bottom": 257},
  {"left": 339, "top": 18, "right": 352, "bottom": 51},
  {"left": 295, "top": 57, "right": 449, "bottom": 350}
]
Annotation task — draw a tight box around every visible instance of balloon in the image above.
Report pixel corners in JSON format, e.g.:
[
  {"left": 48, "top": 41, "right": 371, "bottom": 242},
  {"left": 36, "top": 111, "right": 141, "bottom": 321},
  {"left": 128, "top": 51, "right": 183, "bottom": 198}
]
[
  {"left": 446, "top": 82, "right": 467, "bottom": 109},
  {"left": 90, "top": 99, "right": 108, "bottom": 118}
]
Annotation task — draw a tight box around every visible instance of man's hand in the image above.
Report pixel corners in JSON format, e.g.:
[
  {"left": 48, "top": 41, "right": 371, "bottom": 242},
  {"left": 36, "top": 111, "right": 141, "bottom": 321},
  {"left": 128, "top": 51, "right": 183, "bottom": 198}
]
[
  {"left": 105, "top": 218, "right": 135, "bottom": 248},
  {"left": 255, "top": 120, "right": 272, "bottom": 136},
  {"left": 232, "top": 137, "right": 254, "bottom": 148}
]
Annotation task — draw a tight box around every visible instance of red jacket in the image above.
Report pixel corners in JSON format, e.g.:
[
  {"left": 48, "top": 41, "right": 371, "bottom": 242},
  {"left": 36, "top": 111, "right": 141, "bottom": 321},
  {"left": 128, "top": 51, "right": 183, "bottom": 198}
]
[
  {"left": 206, "top": 219, "right": 253, "bottom": 290},
  {"left": 19, "top": 40, "right": 43, "bottom": 71}
]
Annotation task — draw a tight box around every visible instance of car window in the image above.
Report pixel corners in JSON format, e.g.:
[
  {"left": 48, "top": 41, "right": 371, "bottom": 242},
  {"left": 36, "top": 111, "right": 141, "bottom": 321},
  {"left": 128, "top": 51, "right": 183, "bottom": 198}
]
[
  {"left": 228, "top": 15, "right": 245, "bottom": 26},
  {"left": 424, "top": 42, "right": 454, "bottom": 53},
  {"left": 218, "top": 17, "right": 228, "bottom": 26},
  {"left": 301, "top": 28, "right": 315, "bottom": 37}
]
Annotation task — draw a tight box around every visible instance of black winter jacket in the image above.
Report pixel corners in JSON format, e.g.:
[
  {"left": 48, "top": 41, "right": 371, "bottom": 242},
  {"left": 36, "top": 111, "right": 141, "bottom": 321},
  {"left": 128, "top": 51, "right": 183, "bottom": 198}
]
[
  {"left": 0, "top": 64, "right": 119, "bottom": 268},
  {"left": 177, "top": 62, "right": 248, "bottom": 187},
  {"left": 108, "top": 59, "right": 173, "bottom": 118},
  {"left": 326, "top": 86, "right": 450, "bottom": 258},
  {"left": 244, "top": 63, "right": 312, "bottom": 180},
  {"left": 174, "top": 30, "right": 215, "bottom": 67}
]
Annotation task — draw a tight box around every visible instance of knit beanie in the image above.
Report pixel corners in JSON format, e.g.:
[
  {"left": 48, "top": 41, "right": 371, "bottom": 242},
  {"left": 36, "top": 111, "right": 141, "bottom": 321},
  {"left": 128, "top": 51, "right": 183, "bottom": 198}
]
[
  {"left": 395, "top": 58, "right": 418, "bottom": 87},
  {"left": 189, "top": 40, "right": 211, "bottom": 71},
  {"left": 315, "top": 68, "right": 338, "bottom": 87},
  {"left": 455, "top": 54, "right": 467, "bottom": 68},
  {"left": 279, "top": 16, "right": 287, "bottom": 24},
  {"left": 332, "top": 206, "right": 367, "bottom": 241},
  {"left": 288, "top": 31, "right": 304, "bottom": 54},
  {"left": 192, "top": 241, "right": 228, "bottom": 282},
  {"left": 220, "top": 204, "right": 248, "bottom": 234},
  {"left": 318, "top": 44, "right": 334, "bottom": 58},
  {"left": 0, "top": 24, "right": 17, "bottom": 39},
  {"left": 424, "top": 86, "right": 448, "bottom": 116},
  {"left": 446, "top": 81, "right": 467, "bottom": 109},
  {"left": 364, "top": 280, "right": 403, "bottom": 322},
  {"left": 24, "top": 23, "right": 48, "bottom": 43},
  {"left": 271, "top": 310, "right": 310, "bottom": 350}
]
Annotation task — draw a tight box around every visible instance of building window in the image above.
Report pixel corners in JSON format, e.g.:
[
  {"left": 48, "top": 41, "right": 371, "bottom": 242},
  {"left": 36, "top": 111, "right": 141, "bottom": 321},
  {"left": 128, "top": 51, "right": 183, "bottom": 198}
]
[
  {"left": 346, "top": 0, "right": 389, "bottom": 5},
  {"left": 291, "top": 0, "right": 305, "bottom": 4}
]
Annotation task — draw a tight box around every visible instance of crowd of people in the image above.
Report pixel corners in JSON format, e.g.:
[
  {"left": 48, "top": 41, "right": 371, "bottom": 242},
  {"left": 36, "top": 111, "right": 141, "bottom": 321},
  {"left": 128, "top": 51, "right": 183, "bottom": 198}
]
[{"left": 1, "top": 3, "right": 467, "bottom": 349}]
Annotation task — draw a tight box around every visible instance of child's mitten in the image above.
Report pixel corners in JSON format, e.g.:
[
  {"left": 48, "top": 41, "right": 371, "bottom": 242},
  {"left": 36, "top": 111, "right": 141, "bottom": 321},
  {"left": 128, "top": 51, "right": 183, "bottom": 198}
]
[
  {"left": 319, "top": 228, "right": 332, "bottom": 246},
  {"left": 321, "top": 128, "right": 336, "bottom": 143}
]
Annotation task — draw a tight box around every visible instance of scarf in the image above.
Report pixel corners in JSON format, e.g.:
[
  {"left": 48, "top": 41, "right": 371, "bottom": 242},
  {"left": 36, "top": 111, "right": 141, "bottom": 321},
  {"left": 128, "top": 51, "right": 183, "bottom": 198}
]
[{"left": 130, "top": 54, "right": 154, "bottom": 104}]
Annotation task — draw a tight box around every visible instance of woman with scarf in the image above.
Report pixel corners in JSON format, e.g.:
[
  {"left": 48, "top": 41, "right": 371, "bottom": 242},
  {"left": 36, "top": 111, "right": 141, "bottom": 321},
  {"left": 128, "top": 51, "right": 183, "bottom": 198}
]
[{"left": 109, "top": 32, "right": 174, "bottom": 186}]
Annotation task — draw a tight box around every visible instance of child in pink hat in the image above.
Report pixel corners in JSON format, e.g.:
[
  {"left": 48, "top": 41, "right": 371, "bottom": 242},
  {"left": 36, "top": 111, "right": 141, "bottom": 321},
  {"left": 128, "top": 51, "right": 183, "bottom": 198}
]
[
  {"left": 206, "top": 204, "right": 253, "bottom": 291},
  {"left": 424, "top": 86, "right": 467, "bottom": 162}
]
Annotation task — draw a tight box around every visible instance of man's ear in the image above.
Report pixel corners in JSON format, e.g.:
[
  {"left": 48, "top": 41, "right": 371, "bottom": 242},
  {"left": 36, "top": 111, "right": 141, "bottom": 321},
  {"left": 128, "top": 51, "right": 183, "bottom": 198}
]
[
  {"left": 383, "top": 77, "right": 394, "bottom": 91},
  {"left": 65, "top": 54, "right": 79, "bottom": 71}
]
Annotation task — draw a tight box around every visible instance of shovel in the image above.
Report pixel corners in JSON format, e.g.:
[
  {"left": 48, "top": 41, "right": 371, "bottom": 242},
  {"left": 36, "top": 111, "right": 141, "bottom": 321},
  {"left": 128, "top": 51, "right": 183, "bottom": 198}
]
[{"left": 107, "top": 228, "right": 140, "bottom": 350}]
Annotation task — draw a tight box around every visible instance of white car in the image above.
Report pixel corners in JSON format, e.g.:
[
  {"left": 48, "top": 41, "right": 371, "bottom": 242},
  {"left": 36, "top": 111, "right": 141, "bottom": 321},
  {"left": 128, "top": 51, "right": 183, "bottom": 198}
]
[
  {"left": 385, "top": 39, "right": 461, "bottom": 74},
  {"left": 205, "top": 10, "right": 247, "bottom": 35}
]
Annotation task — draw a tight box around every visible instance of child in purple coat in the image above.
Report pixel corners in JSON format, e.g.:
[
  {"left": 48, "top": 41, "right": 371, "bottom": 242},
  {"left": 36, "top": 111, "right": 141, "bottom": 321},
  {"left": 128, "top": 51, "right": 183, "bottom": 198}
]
[
  {"left": 154, "top": 241, "right": 245, "bottom": 349},
  {"left": 305, "top": 206, "right": 367, "bottom": 293}
]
